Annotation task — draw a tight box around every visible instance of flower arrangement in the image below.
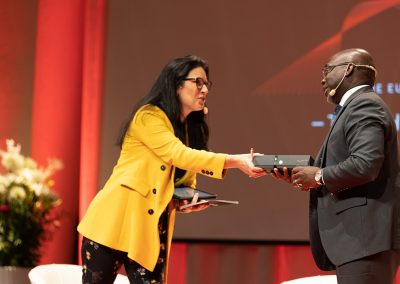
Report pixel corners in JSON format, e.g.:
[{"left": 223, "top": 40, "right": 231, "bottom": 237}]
[{"left": 0, "top": 139, "right": 62, "bottom": 267}]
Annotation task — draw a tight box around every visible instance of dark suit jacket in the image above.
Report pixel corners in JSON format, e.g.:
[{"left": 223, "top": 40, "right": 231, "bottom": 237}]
[{"left": 310, "top": 86, "right": 400, "bottom": 270}]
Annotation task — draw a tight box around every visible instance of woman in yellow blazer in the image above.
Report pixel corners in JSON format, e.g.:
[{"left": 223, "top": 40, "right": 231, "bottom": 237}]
[{"left": 78, "top": 55, "right": 264, "bottom": 284}]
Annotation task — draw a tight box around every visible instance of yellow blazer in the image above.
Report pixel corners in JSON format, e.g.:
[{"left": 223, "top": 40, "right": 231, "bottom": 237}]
[{"left": 77, "top": 104, "right": 226, "bottom": 272}]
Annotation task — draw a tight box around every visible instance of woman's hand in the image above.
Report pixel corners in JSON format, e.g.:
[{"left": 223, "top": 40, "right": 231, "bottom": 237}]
[
  {"left": 225, "top": 148, "right": 266, "bottom": 178},
  {"left": 177, "top": 199, "right": 210, "bottom": 213},
  {"left": 176, "top": 193, "right": 210, "bottom": 213}
]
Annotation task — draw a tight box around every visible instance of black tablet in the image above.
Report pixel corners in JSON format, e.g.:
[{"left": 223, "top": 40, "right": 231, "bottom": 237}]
[{"left": 173, "top": 187, "right": 217, "bottom": 200}]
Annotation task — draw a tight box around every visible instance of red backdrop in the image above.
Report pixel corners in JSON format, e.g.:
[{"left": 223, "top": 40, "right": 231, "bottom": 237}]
[{"left": 1, "top": 0, "right": 400, "bottom": 283}]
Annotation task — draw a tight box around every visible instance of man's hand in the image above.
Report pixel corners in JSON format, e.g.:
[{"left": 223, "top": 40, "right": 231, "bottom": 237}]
[
  {"left": 271, "top": 166, "right": 322, "bottom": 192},
  {"left": 291, "top": 166, "right": 321, "bottom": 191},
  {"left": 270, "top": 167, "right": 292, "bottom": 183}
]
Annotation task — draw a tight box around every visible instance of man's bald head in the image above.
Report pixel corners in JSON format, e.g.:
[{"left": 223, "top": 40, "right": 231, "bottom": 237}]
[
  {"left": 331, "top": 48, "right": 375, "bottom": 67},
  {"left": 330, "top": 48, "right": 377, "bottom": 87}
]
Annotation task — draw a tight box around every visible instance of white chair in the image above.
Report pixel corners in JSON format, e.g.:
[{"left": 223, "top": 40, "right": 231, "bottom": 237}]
[
  {"left": 115, "top": 273, "right": 130, "bottom": 284},
  {"left": 281, "top": 275, "right": 337, "bottom": 284},
  {"left": 28, "top": 263, "right": 129, "bottom": 284}
]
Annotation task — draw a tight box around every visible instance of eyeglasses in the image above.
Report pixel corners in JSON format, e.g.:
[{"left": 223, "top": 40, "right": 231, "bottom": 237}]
[
  {"left": 322, "top": 62, "right": 351, "bottom": 77},
  {"left": 182, "top": 77, "right": 212, "bottom": 90},
  {"left": 322, "top": 62, "right": 377, "bottom": 77}
]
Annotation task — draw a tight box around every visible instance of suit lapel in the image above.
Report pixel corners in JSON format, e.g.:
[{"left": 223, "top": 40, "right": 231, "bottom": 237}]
[{"left": 319, "top": 86, "right": 372, "bottom": 167}]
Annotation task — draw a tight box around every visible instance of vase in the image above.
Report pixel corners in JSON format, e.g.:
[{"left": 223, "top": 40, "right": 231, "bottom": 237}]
[{"left": 0, "top": 266, "right": 31, "bottom": 284}]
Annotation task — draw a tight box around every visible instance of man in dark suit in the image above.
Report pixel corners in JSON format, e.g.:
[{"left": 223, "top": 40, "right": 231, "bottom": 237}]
[{"left": 275, "top": 48, "right": 400, "bottom": 283}]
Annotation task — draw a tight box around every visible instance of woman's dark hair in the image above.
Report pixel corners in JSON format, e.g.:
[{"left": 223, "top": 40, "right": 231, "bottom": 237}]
[{"left": 117, "top": 55, "right": 210, "bottom": 150}]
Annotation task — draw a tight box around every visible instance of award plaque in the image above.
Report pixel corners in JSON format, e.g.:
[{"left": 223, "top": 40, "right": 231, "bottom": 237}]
[{"left": 253, "top": 155, "right": 315, "bottom": 174}]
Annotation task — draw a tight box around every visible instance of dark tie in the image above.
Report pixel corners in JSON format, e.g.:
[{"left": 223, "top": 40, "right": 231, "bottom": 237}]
[{"left": 331, "top": 104, "right": 342, "bottom": 123}]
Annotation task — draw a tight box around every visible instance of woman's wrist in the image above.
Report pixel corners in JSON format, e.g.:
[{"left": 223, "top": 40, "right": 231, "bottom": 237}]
[
  {"left": 224, "top": 155, "right": 235, "bottom": 169},
  {"left": 224, "top": 155, "right": 245, "bottom": 169}
]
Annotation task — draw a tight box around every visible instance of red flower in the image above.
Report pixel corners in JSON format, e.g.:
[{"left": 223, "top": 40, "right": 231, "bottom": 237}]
[{"left": 0, "top": 204, "right": 9, "bottom": 212}]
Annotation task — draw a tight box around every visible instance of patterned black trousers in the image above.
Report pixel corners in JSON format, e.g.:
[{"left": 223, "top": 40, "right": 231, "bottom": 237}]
[{"left": 81, "top": 211, "right": 168, "bottom": 284}]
